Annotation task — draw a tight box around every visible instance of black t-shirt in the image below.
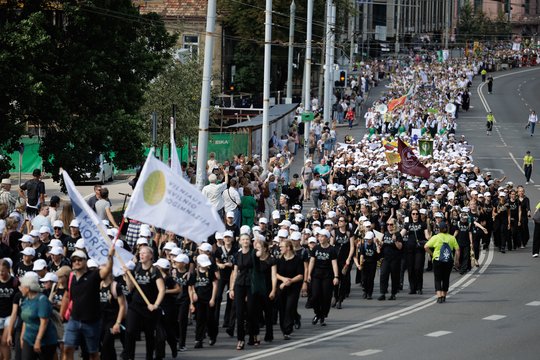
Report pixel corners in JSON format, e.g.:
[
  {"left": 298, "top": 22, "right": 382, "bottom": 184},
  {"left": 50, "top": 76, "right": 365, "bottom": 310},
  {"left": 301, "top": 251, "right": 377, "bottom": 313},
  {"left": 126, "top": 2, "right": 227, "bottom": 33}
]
[
  {"left": 404, "top": 221, "right": 427, "bottom": 250},
  {"left": 233, "top": 250, "right": 254, "bottom": 287},
  {"left": 189, "top": 269, "right": 215, "bottom": 303},
  {"left": 215, "top": 244, "right": 238, "bottom": 280},
  {"left": 310, "top": 245, "right": 337, "bottom": 278},
  {"left": 130, "top": 264, "right": 163, "bottom": 311},
  {"left": 161, "top": 276, "right": 178, "bottom": 311},
  {"left": 381, "top": 232, "right": 403, "bottom": 259},
  {"left": 64, "top": 236, "right": 80, "bottom": 259},
  {"left": 99, "top": 281, "right": 123, "bottom": 319},
  {"left": 180, "top": 241, "right": 198, "bottom": 261},
  {"left": 171, "top": 269, "right": 189, "bottom": 303},
  {"left": 276, "top": 255, "right": 303, "bottom": 285},
  {"left": 15, "top": 262, "right": 33, "bottom": 279},
  {"left": 33, "top": 242, "right": 48, "bottom": 261},
  {"left": 70, "top": 270, "right": 103, "bottom": 322},
  {"left": 456, "top": 221, "right": 471, "bottom": 246},
  {"left": 48, "top": 258, "right": 71, "bottom": 272},
  {"left": 20, "top": 179, "right": 45, "bottom": 207},
  {"left": 360, "top": 241, "right": 379, "bottom": 262},
  {"left": 0, "top": 277, "right": 19, "bottom": 317}
]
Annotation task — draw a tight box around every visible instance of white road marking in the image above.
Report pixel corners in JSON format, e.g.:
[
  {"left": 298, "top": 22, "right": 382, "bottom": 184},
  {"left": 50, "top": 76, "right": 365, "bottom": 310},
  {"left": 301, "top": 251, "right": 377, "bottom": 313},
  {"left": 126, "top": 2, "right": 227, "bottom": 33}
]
[
  {"left": 526, "top": 301, "right": 540, "bottom": 306},
  {"left": 483, "top": 315, "right": 506, "bottom": 321},
  {"left": 425, "top": 331, "right": 452, "bottom": 338},
  {"left": 350, "top": 349, "right": 383, "bottom": 357},
  {"left": 230, "top": 249, "right": 493, "bottom": 360}
]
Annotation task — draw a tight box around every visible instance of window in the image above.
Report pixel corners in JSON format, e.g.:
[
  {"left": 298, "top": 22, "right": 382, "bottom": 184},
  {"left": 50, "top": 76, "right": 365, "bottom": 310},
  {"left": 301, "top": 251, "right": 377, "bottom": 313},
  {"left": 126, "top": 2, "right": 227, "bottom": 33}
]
[{"left": 183, "top": 35, "right": 199, "bottom": 58}]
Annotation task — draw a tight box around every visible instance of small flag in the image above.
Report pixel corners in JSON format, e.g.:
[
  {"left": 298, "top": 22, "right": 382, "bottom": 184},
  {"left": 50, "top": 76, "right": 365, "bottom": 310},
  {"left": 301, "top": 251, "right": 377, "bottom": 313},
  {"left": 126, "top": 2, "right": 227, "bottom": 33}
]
[
  {"left": 124, "top": 150, "right": 225, "bottom": 243},
  {"left": 397, "top": 138, "right": 430, "bottom": 179},
  {"left": 388, "top": 95, "right": 406, "bottom": 111},
  {"left": 418, "top": 139, "right": 434, "bottom": 156},
  {"left": 385, "top": 152, "right": 401, "bottom": 165}
]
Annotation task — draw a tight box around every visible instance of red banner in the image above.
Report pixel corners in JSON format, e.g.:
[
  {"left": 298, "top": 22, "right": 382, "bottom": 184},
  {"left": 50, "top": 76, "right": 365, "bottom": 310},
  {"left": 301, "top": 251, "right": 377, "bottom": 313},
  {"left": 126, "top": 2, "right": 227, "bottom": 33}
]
[
  {"left": 397, "top": 138, "right": 430, "bottom": 179},
  {"left": 388, "top": 95, "right": 406, "bottom": 111}
]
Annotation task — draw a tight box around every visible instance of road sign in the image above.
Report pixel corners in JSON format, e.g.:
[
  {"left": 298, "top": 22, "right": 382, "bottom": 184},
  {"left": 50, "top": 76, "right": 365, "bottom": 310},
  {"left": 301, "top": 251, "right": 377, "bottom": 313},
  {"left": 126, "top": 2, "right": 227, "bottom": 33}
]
[{"left": 301, "top": 111, "right": 315, "bottom": 122}]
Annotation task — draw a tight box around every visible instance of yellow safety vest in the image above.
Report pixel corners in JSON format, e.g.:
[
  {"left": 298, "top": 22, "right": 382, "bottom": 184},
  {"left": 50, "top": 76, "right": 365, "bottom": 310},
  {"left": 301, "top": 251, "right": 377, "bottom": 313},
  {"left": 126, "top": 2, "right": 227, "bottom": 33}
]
[{"left": 524, "top": 155, "right": 534, "bottom": 166}]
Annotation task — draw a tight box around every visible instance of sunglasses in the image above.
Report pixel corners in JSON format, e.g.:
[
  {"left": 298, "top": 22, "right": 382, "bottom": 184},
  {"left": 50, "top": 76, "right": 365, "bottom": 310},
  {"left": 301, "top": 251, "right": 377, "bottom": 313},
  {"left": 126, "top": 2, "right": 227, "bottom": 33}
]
[
  {"left": 54, "top": 227, "right": 62, "bottom": 230},
  {"left": 411, "top": 213, "right": 419, "bottom": 215},
  {"left": 71, "top": 258, "right": 84, "bottom": 263}
]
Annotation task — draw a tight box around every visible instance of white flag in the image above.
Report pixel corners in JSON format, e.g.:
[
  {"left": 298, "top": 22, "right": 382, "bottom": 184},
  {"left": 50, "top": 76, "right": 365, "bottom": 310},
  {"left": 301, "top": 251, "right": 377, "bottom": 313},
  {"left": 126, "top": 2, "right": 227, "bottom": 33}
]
[
  {"left": 170, "top": 132, "right": 181, "bottom": 175},
  {"left": 124, "top": 150, "right": 225, "bottom": 243},
  {"left": 62, "top": 170, "right": 134, "bottom": 276}
]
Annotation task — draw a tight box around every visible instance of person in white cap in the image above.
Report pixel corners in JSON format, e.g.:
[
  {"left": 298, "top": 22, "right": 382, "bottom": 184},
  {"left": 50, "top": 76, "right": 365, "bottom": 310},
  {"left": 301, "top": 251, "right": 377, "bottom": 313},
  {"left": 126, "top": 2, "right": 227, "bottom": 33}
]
[
  {"left": 493, "top": 192, "right": 510, "bottom": 253},
  {"left": 171, "top": 254, "right": 190, "bottom": 352},
  {"left": 307, "top": 228, "right": 338, "bottom": 326},
  {"left": 377, "top": 219, "right": 403, "bottom": 301},
  {"left": 48, "top": 246, "right": 70, "bottom": 272},
  {"left": 153, "top": 258, "right": 180, "bottom": 358},
  {"left": 275, "top": 239, "right": 304, "bottom": 340},
  {"left": 355, "top": 231, "right": 380, "bottom": 300},
  {"left": 51, "top": 220, "right": 68, "bottom": 244},
  {"left": 123, "top": 246, "right": 165, "bottom": 360},
  {"left": 202, "top": 166, "right": 229, "bottom": 220},
  {"left": 189, "top": 254, "right": 218, "bottom": 348},
  {"left": 224, "top": 211, "right": 240, "bottom": 241},
  {"left": 214, "top": 231, "right": 238, "bottom": 336},
  {"left": 32, "top": 228, "right": 49, "bottom": 262},
  {"left": 61, "top": 243, "right": 115, "bottom": 360},
  {"left": 0, "top": 178, "right": 17, "bottom": 214},
  {"left": 15, "top": 245, "right": 35, "bottom": 278},
  {"left": 400, "top": 209, "right": 430, "bottom": 295},
  {"left": 332, "top": 215, "right": 355, "bottom": 309},
  {"left": 223, "top": 178, "right": 242, "bottom": 228},
  {"left": 65, "top": 219, "right": 81, "bottom": 259}
]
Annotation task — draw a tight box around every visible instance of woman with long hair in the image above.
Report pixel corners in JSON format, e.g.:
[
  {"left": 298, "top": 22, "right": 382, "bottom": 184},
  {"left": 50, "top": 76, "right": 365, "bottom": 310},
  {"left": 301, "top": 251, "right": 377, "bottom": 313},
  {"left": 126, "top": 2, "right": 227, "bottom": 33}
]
[
  {"left": 229, "top": 234, "right": 255, "bottom": 350},
  {"left": 58, "top": 202, "right": 74, "bottom": 236},
  {"left": 0, "top": 259, "right": 18, "bottom": 360},
  {"left": 252, "top": 240, "right": 277, "bottom": 343}
]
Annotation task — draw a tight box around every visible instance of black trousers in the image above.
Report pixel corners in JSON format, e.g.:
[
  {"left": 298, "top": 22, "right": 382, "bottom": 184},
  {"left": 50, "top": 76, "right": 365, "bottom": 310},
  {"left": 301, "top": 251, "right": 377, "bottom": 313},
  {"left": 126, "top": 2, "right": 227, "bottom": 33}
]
[
  {"left": 125, "top": 308, "right": 157, "bottom": 360},
  {"left": 100, "top": 316, "right": 118, "bottom": 360},
  {"left": 21, "top": 341, "right": 56, "bottom": 360},
  {"left": 362, "top": 261, "right": 377, "bottom": 296},
  {"left": 311, "top": 276, "right": 333, "bottom": 319},
  {"left": 155, "top": 307, "right": 178, "bottom": 358},
  {"left": 532, "top": 223, "right": 540, "bottom": 255},
  {"left": 510, "top": 220, "right": 521, "bottom": 249},
  {"left": 458, "top": 243, "right": 470, "bottom": 273},
  {"left": 234, "top": 285, "right": 256, "bottom": 341},
  {"left": 253, "top": 292, "right": 273, "bottom": 339},
  {"left": 278, "top": 284, "right": 301, "bottom": 335},
  {"left": 215, "top": 276, "right": 234, "bottom": 329},
  {"left": 177, "top": 299, "right": 190, "bottom": 347},
  {"left": 525, "top": 164, "right": 532, "bottom": 182},
  {"left": 195, "top": 301, "right": 217, "bottom": 342},
  {"left": 433, "top": 260, "right": 453, "bottom": 292},
  {"left": 406, "top": 250, "right": 425, "bottom": 292},
  {"left": 334, "top": 261, "right": 351, "bottom": 302},
  {"left": 380, "top": 256, "right": 401, "bottom": 295},
  {"left": 473, "top": 232, "right": 482, "bottom": 260}
]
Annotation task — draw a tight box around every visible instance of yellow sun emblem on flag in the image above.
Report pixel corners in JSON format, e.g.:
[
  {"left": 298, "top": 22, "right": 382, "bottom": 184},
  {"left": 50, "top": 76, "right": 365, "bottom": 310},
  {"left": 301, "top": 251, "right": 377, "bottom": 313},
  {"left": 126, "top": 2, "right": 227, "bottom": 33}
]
[{"left": 143, "top": 170, "right": 166, "bottom": 205}]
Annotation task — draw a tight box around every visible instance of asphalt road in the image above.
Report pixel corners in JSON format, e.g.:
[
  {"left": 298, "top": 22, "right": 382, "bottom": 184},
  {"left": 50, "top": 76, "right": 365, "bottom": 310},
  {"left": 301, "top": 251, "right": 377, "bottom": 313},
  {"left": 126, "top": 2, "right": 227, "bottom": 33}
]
[{"left": 163, "top": 67, "right": 540, "bottom": 360}]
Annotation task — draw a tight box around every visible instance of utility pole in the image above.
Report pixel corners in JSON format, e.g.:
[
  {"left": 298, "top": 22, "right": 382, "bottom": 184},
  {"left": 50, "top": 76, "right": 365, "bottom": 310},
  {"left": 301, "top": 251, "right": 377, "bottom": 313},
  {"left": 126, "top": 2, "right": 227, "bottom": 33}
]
[
  {"left": 286, "top": 1, "right": 295, "bottom": 102},
  {"left": 395, "top": 0, "right": 401, "bottom": 55},
  {"left": 303, "top": 0, "right": 313, "bottom": 163},
  {"left": 323, "top": 0, "right": 333, "bottom": 124},
  {"left": 444, "top": 0, "right": 450, "bottom": 49},
  {"left": 261, "top": 0, "right": 272, "bottom": 169},
  {"left": 195, "top": 0, "right": 216, "bottom": 190}
]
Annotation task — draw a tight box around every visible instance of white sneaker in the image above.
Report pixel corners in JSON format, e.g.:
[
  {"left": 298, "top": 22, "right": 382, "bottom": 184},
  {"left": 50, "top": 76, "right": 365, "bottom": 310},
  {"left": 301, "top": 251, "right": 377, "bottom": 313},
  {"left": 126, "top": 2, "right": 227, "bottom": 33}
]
[
  {"left": 526, "top": 181, "right": 529, "bottom": 185},
  {"left": 533, "top": 254, "right": 539, "bottom": 258}
]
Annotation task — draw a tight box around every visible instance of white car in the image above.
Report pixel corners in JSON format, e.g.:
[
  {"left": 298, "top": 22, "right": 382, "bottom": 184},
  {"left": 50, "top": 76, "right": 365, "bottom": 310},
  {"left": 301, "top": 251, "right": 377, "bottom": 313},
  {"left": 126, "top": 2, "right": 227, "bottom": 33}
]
[{"left": 83, "top": 154, "right": 114, "bottom": 184}]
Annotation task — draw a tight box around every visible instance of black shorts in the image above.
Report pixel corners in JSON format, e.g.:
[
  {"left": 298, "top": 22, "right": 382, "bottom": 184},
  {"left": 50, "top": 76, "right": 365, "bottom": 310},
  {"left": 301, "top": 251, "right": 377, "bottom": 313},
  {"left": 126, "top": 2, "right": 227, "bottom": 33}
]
[{"left": 25, "top": 206, "right": 38, "bottom": 220}]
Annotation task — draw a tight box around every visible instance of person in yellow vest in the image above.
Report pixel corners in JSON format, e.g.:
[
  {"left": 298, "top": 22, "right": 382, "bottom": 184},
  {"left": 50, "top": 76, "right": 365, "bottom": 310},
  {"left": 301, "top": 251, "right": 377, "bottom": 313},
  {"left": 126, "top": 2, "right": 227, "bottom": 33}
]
[
  {"left": 486, "top": 112, "right": 494, "bottom": 136},
  {"left": 481, "top": 68, "right": 487, "bottom": 82},
  {"left": 523, "top": 151, "right": 534, "bottom": 184}
]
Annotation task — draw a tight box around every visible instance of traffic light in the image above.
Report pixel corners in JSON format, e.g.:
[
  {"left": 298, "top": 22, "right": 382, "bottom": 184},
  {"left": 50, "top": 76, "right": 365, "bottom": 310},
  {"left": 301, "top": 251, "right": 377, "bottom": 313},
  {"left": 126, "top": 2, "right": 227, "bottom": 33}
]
[
  {"left": 339, "top": 70, "right": 347, "bottom": 87},
  {"left": 229, "top": 84, "right": 235, "bottom": 93}
]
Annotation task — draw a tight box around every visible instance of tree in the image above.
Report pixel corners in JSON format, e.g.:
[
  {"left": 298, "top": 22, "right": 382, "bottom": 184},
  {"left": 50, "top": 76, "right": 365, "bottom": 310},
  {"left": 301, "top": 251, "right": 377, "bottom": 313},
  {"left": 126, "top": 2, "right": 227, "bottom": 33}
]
[
  {"left": 0, "top": 0, "right": 177, "bottom": 183},
  {"left": 140, "top": 58, "right": 215, "bottom": 156}
]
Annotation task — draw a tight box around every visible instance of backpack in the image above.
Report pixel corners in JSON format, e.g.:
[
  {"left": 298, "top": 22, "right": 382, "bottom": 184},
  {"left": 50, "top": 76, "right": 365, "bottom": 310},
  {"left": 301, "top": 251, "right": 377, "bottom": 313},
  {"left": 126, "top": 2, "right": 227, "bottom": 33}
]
[{"left": 439, "top": 241, "right": 453, "bottom": 263}]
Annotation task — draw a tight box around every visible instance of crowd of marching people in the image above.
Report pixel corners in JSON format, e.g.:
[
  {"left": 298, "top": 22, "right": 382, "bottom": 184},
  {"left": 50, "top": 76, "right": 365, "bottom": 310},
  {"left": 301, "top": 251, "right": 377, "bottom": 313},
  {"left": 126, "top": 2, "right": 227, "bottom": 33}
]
[{"left": 0, "top": 46, "right": 539, "bottom": 360}]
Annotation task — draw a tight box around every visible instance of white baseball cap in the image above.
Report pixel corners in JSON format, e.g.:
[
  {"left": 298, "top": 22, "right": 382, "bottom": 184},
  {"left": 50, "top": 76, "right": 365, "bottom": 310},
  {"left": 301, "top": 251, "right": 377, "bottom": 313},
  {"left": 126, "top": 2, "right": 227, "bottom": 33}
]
[
  {"left": 19, "top": 235, "right": 34, "bottom": 244},
  {"left": 223, "top": 230, "right": 234, "bottom": 238},
  {"left": 308, "top": 237, "right": 317, "bottom": 244},
  {"left": 49, "top": 239, "right": 63, "bottom": 248},
  {"left": 318, "top": 229, "right": 331, "bottom": 238},
  {"left": 87, "top": 259, "right": 99, "bottom": 269},
  {"left": 29, "top": 230, "right": 40, "bottom": 237},
  {"left": 75, "top": 238, "right": 86, "bottom": 249},
  {"left": 69, "top": 219, "right": 79, "bottom": 228},
  {"left": 197, "top": 254, "right": 212, "bottom": 267},
  {"left": 136, "top": 237, "right": 149, "bottom": 246},
  {"left": 32, "top": 259, "right": 47, "bottom": 271},
  {"left": 199, "top": 242, "right": 213, "bottom": 252},
  {"left": 53, "top": 220, "right": 64, "bottom": 229},
  {"left": 39, "top": 272, "right": 58, "bottom": 283},
  {"left": 154, "top": 258, "right": 171, "bottom": 269},
  {"left": 139, "top": 227, "right": 152, "bottom": 237},
  {"left": 170, "top": 247, "right": 181, "bottom": 256},
  {"left": 259, "top": 217, "right": 268, "bottom": 224},
  {"left": 364, "top": 231, "right": 374, "bottom": 240},
  {"left": 49, "top": 247, "right": 63, "bottom": 256},
  {"left": 21, "top": 248, "right": 36, "bottom": 257},
  {"left": 240, "top": 225, "right": 251, "bottom": 235},
  {"left": 162, "top": 242, "right": 178, "bottom": 251},
  {"left": 174, "top": 254, "right": 190, "bottom": 264},
  {"left": 226, "top": 211, "right": 235, "bottom": 218},
  {"left": 290, "top": 232, "right": 302, "bottom": 241}
]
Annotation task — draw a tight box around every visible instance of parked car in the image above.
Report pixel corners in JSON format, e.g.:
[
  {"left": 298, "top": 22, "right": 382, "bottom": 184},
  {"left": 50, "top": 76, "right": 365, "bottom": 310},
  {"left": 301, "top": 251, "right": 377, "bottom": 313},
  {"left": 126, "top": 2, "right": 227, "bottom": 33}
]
[{"left": 82, "top": 154, "right": 114, "bottom": 184}]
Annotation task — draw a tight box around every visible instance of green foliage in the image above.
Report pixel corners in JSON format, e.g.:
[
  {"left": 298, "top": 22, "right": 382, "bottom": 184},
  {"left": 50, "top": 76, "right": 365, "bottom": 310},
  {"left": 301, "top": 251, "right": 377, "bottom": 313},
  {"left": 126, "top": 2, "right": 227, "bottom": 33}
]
[
  {"left": 0, "top": 0, "right": 177, "bottom": 183},
  {"left": 140, "top": 58, "right": 207, "bottom": 149},
  {"left": 458, "top": 0, "right": 511, "bottom": 43}
]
